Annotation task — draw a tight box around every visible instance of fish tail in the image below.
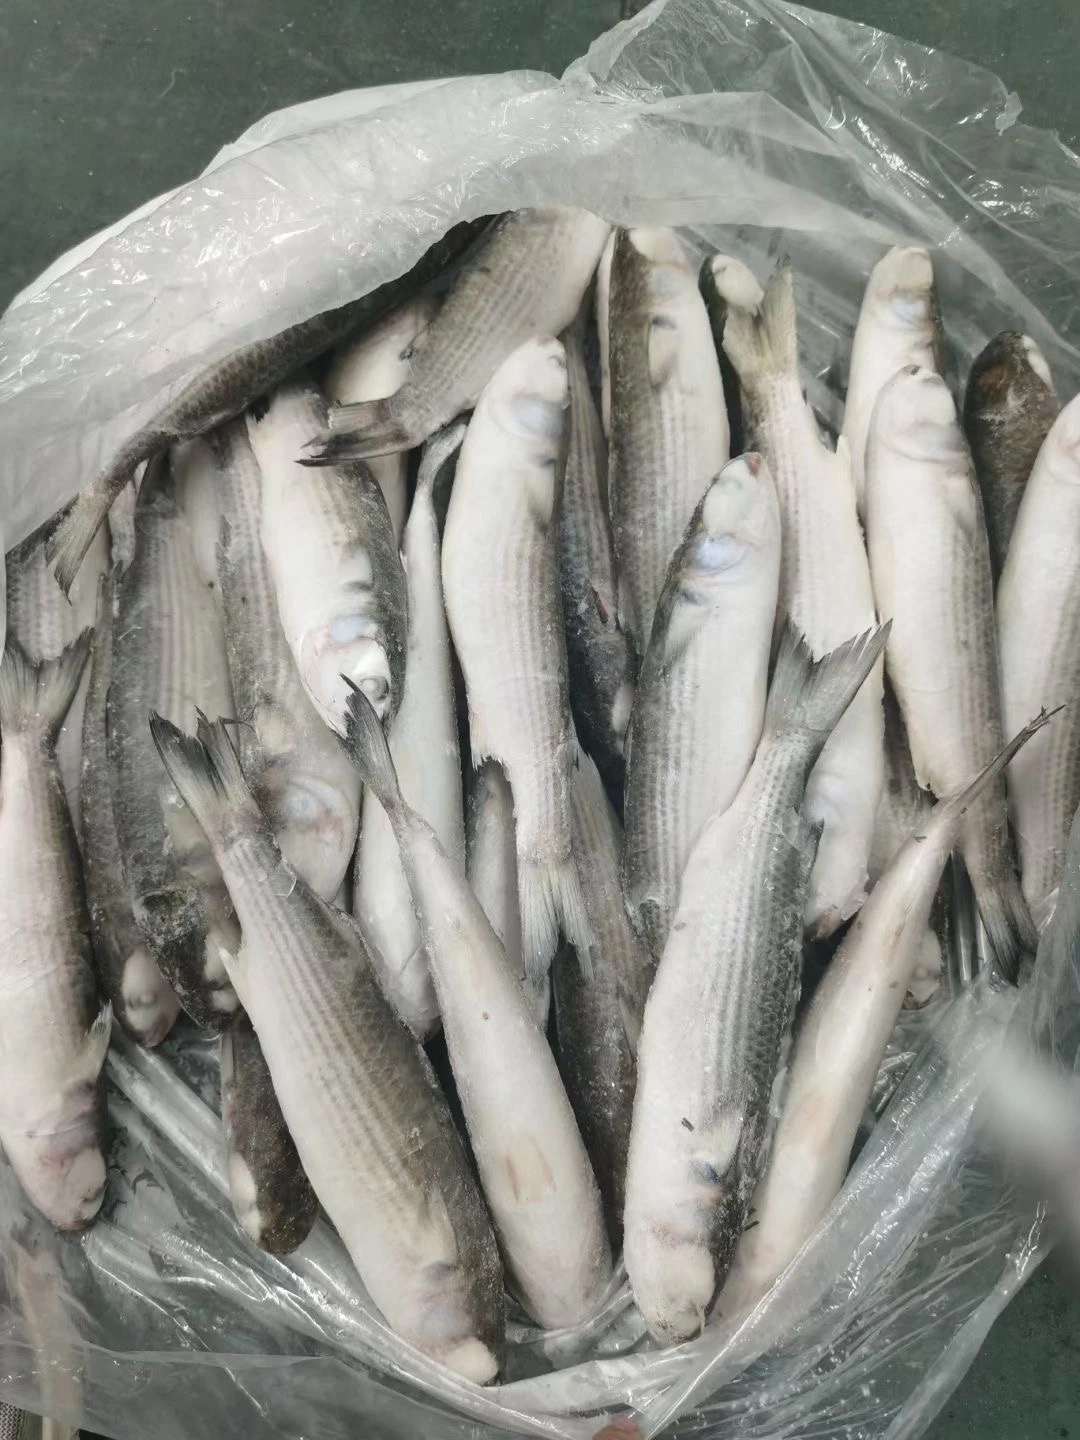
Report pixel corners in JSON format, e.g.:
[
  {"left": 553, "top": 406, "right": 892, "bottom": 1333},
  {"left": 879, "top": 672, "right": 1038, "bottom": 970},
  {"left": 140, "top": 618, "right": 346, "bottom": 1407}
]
[
  {"left": 343, "top": 681, "right": 405, "bottom": 818},
  {"left": 939, "top": 709, "right": 1059, "bottom": 832},
  {"left": 971, "top": 860, "right": 1037, "bottom": 987},
  {"left": 415, "top": 420, "right": 467, "bottom": 497},
  {"left": 299, "top": 397, "right": 417, "bottom": 466},
  {"left": 46, "top": 438, "right": 158, "bottom": 594},
  {"left": 721, "top": 259, "right": 797, "bottom": 385},
  {"left": 765, "top": 620, "right": 890, "bottom": 758},
  {"left": 149, "top": 711, "right": 260, "bottom": 845},
  {"left": 519, "top": 855, "right": 593, "bottom": 987},
  {"left": 0, "top": 631, "right": 93, "bottom": 741}
]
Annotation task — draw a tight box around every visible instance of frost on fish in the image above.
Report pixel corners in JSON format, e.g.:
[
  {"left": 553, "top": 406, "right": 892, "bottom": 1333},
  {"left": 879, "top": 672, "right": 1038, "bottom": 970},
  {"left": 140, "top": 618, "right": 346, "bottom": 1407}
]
[
  {"left": 443, "top": 338, "right": 590, "bottom": 987},
  {"left": 247, "top": 379, "right": 407, "bottom": 737}
]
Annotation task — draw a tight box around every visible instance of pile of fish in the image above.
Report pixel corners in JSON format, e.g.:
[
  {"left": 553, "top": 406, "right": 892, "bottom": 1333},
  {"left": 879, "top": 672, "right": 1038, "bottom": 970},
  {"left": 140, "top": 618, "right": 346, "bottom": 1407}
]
[{"left": 1, "top": 206, "right": 1073, "bottom": 1375}]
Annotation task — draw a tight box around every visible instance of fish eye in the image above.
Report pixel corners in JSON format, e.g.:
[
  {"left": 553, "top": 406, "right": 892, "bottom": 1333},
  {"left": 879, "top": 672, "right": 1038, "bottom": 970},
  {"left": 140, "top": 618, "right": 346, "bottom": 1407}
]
[{"left": 360, "top": 675, "right": 390, "bottom": 704}]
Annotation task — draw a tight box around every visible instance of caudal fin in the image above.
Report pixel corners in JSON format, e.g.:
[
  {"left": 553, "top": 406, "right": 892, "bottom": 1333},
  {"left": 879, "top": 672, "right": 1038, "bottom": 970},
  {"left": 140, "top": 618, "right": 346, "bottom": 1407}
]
[
  {"left": 765, "top": 621, "right": 889, "bottom": 760},
  {"left": 519, "top": 854, "right": 593, "bottom": 988},
  {"left": 722, "top": 260, "right": 798, "bottom": 389},
  {"left": 46, "top": 436, "right": 160, "bottom": 594},
  {"left": 973, "top": 861, "right": 1037, "bottom": 987},
  {"left": 342, "top": 681, "right": 405, "bottom": 818},
  {"left": 0, "top": 631, "right": 93, "bottom": 741},
  {"left": 299, "top": 397, "right": 417, "bottom": 466},
  {"left": 415, "top": 420, "right": 467, "bottom": 497},
  {"left": 149, "top": 712, "right": 260, "bottom": 846}
]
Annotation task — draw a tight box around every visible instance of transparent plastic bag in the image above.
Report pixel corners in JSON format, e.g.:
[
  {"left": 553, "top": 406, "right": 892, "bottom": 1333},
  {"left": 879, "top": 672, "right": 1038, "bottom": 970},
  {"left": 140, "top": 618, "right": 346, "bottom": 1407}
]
[{"left": 2, "top": 1, "right": 1080, "bottom": 1436}]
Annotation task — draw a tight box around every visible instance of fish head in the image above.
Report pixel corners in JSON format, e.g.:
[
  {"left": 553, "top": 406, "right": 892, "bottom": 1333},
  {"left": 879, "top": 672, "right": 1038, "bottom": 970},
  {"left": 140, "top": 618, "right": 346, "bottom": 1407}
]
[
  {"left": 873, "top": 365, "right": 965, "bottom": 463},
  {"left": 5, "top": 1090, "right": 107, "bottom": 1231},
  {"left": 685, "top": 453, "right": 780, "bottom": 587},
  {"left": 486, "top": 336, "right": 569, "bottom": 452},
  {"left": 300, "top": 612, "right": 395, "bottom": 732},
  {"left": 867, "top": 246, "right": 935, "bottom": 333},
  {"left": 705, "top": 254, "right": 764, "bottom": 315},
  {"left": 119, "top": 944, "right": 181, "bottom": 1047},
  {"left": 259, "top": 761, "right": 359, "bottom": 901},
  {"left": 1045, "top": 394, "right": 1080, "bottom": 485}
]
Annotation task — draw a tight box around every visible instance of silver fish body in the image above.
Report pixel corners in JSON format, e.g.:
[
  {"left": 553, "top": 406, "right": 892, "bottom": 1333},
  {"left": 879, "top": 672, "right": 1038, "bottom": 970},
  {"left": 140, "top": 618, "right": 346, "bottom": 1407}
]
[
  {"left": 553, "top": 744, "right": 654, "bottom": 1246},
  {"left": 247, "top": 380, "right": 407, "bottom": 737},
  {"left": 109, "top": 452, "right": 240, "bottom": 1029},
  {"left": 720, "top": 712, "right": 1049, "bottom": 1316},
  {"left": 443, "top": 337, "right": 589, "bottom": 984},
  {"left": 964, "top": 330, "right": 1059, "bottom": 579},
  {"left": 467, "top": 760, "right": 524, "bottom": 979},
  {"left": 81, "top": 568, "right": 180, "bottom": 1047},
  {"left": 724, "top": 265, "right": 883, "bottom": 937},
  {"left": 345, "top": 688, "right": 612, "bottom": 1331},
  {"left": 700, "top": 252, "right": 765, "bottom": 459},
  {"left": 622, "top": 453, "right": 780, "bottom": 958},
  {"left": 558, "top": 317, "right": 635, "bottom": 790},
  {"left": 623, "top": 624, "right": 887, "bottom": 1345},
  {"left": 215, "top": 420, "right": 360, "bottom": 903},
  {"left": 45, "top": 217, "right": 495, "bottom": 593},
  {"left": 998, "top": 394, "right": 1080, "bottom": 919},
  {"left": 311, "top": 209, "right": 612, "bottom": 464},
  {"left": 151, "top": 714, "right": 505, "bottom": 1380},
  {"left": 326, "top": 296, "right": 437, "bottom": 543},
  {"left": 866, "top": 365, "right": 1033, "bottom": 980},
  {"left": 841, "top": 245, "right": 941, "bottom": 517},
  {"left": 7, "top": 523, "right": 109, "bottom": 819},
  {"left": 354, "top": 425, "right": 466, "bottom": 1037},
  {"left": 220, "top": 1011, "right": 319, "bottom": 1255},
  {"left": 0, "top": 635, "right": 110, "bottom": 1230},
  {"left": 608, "top": 228, "right": 730, "bottom": 655}
]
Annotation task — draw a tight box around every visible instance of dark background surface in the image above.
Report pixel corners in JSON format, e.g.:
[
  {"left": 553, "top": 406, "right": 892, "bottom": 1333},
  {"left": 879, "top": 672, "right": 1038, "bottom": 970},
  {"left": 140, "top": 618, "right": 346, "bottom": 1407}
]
[{"left": 3, "top": 0, "right": 1080, "bottom": 1436}]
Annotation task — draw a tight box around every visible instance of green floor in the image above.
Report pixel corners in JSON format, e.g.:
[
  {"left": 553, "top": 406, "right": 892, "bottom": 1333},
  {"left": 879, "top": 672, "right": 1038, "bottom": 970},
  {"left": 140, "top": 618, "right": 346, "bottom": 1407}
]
[{"left": 2, "top": 0, "right": 1080, "bottom": 1436}]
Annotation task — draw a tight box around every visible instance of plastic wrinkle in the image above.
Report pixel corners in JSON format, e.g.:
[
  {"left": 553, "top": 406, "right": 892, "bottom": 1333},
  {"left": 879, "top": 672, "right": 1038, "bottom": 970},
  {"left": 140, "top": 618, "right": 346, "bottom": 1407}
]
[{"left": 2, "top": 2, "right": 1080, "bottom": 1437}]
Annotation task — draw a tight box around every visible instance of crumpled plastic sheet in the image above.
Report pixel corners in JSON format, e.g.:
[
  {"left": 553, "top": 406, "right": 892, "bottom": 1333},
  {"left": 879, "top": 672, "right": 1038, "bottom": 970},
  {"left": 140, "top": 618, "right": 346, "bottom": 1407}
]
[{"left": 2, "top": 1, "right": 1080, "bottom": 1436}]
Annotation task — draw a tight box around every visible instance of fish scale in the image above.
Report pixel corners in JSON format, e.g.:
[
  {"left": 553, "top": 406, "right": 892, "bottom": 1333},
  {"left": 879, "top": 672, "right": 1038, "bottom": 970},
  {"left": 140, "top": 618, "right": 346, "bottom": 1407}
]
[
  {"left": 624, "top": 624, "right": 886, "bottom": 1345},
  {"left": 723, "top": 265, "right": 882, "bottom": 938},
  {"left": 608, "top": 227, "right": 729, "bottom": 658},
  {"left": 623, "top": 456, "right": 780, "bottom": 959},
  {"left": 866, "top": 365, "right": 1032, "bottom": 980},
  {"left": 998, "top": 393, "right": 1080, "bottom": 914},
  {"left": 109, "top": 454, "right": 239, "bottom": 1029}
]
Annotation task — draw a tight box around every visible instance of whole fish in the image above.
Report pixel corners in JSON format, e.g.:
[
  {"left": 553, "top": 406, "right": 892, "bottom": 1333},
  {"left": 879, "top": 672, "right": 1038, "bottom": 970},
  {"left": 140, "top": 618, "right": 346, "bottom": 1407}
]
[
  {"left": 724, "top": 264, "right": 883, "bottom": 937},
  {"left": 354, "top": 424, "right": 466, "bottom": 1037},
  {"left": 443, "top": 337, "right": 589, "bottom": 985},
  {"left": 45, "top": 217, "right": 496, "bottom": 593},
  {"left": 247, "top": 379, "right": 407, "bottom": 736},
  {"left": 719, "top": 711, "right": 1049, "bottom": 1317},
  {"left": 0, "top": 634, "right": 111, "bottom": 1230},
  {"left": 559, "top": 315, "right": 635, "bottom": 791},
  {"left": 623, "top": 622, "right": 888, "bottom": 1345},
  {"left": 306, "top": 209, "right": 612, "bottom": 464},
  {"left": 608, "top": 228, "right": 729, "bottom": 655},
  {"left": 215, "top": 419, "right": 360, "bottom": 903},
  {"left": 866, "top": 365, "right": 1033, "bottom": 980},
  {"left": 345, "top": 686, "right": 612, "bottom": 1331},
  {"left": 150, "top": 713, "right": 505, "bottom": 1379},
  {"left": 554, "top": 743, "right": 654, "bottom": 1246},
  {"left": 700, "top": 252, "right": 764, "bottom": 459},
  {"left": 964, "top": 331, "right": 1059, "bottom": 579},
  {"left": 214, "top": 420, "right": 363, "bottom": 1252},
  {"left": 841, "top": 245, "right": 941, "bottom": 517},
  {"left": 326, "top": 296, "right": 438, "bottom": 543},
  {"left": 622, "top": 453, "right": 781, "bottom": 958},
  {"left": 998, "top": 393, "right": 1080, "bottom": 921},
  {"left": 109, "top": 452, "right": 240, "bottom": 1029},
  {"left": 7, "top": 522, "right": 109, "bottom": 819},
  {"left": 81, "top": 568, "right": 180, "bottom": 1047},
  {"left": 220, "top": 1011, "right": 319, "bottom": 1255}
]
